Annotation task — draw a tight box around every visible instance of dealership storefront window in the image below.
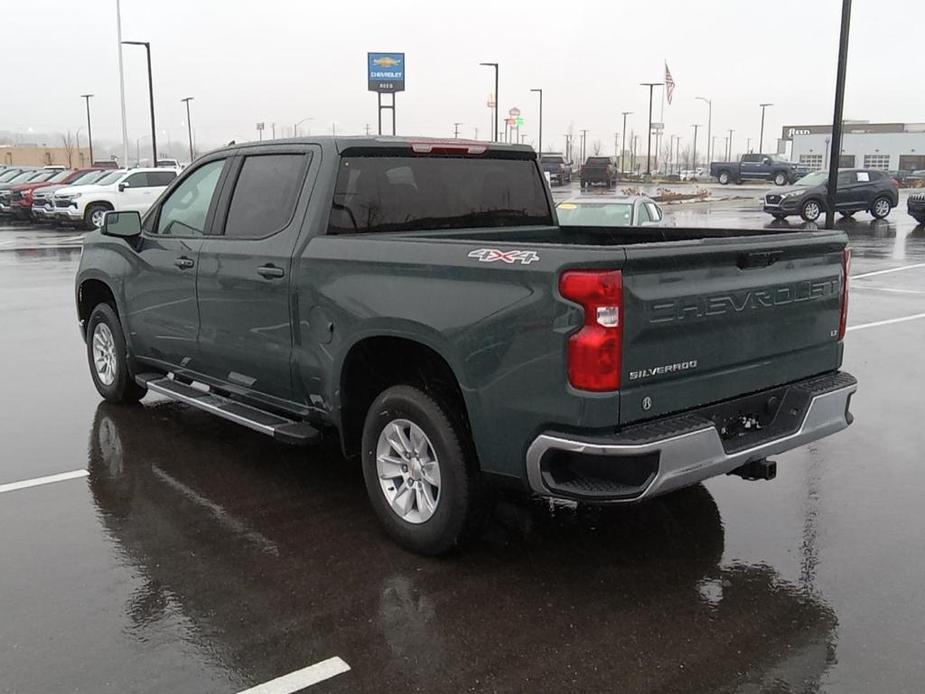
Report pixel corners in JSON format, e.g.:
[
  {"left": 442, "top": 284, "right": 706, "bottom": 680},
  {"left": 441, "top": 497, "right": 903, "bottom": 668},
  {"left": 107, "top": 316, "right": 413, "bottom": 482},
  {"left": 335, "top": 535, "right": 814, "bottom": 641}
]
[{"left": 863, "top": 154, "right": 891, "bottom": 170}]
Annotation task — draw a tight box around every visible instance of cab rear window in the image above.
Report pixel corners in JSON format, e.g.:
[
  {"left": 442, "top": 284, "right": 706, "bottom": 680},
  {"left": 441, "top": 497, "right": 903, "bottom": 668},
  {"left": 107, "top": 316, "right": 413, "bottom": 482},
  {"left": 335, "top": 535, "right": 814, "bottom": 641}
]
[{"left": 329, "top": 156, "right": 552, "bottom": 234}]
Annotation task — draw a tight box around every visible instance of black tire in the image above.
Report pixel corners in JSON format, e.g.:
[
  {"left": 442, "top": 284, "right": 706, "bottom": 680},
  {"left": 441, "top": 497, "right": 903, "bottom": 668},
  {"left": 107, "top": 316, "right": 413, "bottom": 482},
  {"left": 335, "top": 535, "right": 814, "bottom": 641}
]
[
  {"left": 718, "top": 170, "right": 731, "bottom": 185},
  {"left": 86, "top": 303, "right": 147, "bottom": 403},
  {"left": 800, "top": 198, "right": 823, "bottom": 222},
  {"left": 870, "top": 196, "right": 892, "bottom": 220},
  {"left": 773, "top": 171, "right": 788, "bottom": 186},
  {"left": 361, "top": 385, "right": 484, "bottom": 555},
  {"left": 84, "top": 202, "right": 112, "bottom": 230}
]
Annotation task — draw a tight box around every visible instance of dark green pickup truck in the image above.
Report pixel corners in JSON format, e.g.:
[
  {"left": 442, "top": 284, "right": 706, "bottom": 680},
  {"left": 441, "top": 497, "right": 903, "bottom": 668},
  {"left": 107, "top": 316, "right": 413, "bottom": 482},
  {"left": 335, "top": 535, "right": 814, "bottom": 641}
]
[{"left": 76, "top": 137, "right": 856, "bottom": 554}]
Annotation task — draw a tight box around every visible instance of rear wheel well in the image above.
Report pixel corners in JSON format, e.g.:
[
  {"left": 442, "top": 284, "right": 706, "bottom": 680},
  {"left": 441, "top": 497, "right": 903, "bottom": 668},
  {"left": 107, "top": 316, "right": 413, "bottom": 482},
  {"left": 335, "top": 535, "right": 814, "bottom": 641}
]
[
  {"left": 78, "top": 279, "right": 117, "bottom": 335},
  {"left": 339, "top": 337, "right": 472, "bottom": 460}
]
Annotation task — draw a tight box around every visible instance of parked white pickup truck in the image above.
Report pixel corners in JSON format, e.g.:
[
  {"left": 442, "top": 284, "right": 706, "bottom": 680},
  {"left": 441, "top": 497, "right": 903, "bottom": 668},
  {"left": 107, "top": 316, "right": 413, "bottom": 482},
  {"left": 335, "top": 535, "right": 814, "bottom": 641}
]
[{"left": 53, "top": 168, "right": 178, "bottom": 229}]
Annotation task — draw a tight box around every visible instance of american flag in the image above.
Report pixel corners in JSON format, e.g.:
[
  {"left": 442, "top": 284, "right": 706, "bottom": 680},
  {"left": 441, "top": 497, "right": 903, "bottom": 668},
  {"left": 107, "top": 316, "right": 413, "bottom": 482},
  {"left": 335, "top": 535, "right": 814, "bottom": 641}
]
[{"left": 665, "top": 62, "right": 675, "bottom": 105}]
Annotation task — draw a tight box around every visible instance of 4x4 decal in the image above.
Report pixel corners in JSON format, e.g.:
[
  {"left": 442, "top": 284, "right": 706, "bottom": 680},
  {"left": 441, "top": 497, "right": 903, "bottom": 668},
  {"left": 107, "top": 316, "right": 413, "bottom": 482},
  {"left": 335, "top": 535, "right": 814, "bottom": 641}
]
[{"left": 467, "top": 248, "right": 540, "bottom": 265}]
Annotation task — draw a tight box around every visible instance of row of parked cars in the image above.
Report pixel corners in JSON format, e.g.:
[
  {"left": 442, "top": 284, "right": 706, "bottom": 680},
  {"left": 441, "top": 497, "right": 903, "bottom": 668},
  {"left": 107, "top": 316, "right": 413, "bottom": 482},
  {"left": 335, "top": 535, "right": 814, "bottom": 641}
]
[{"left": 0, "top": 164, "right": 178, "bottom": 229}]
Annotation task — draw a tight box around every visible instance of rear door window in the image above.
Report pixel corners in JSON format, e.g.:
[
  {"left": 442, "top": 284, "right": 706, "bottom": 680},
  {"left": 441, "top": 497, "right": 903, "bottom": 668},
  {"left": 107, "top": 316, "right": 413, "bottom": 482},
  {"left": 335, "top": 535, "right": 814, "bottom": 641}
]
[
  {"left": 223, "top": 154, "right": 307, "bottom": 239},
  {"left": 329, "top": 156, "right": 551, "bottom": 234}
]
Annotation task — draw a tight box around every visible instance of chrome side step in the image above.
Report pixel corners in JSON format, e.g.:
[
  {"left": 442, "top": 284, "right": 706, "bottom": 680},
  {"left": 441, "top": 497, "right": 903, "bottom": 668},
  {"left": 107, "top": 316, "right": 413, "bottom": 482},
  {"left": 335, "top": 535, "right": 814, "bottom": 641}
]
[{"left": 137, "top": 374, "right": 320, "bottom": 446}]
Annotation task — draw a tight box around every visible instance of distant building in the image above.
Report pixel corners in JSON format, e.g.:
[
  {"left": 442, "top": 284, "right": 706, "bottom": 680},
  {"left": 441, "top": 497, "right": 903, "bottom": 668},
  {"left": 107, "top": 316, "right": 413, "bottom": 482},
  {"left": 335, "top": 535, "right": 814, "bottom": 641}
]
[
  {"left": 0, "top": 145, "right": 94, "bottom": 168},
  {"left": 781, "top": 122, "right": 925, "bottom": 172}
]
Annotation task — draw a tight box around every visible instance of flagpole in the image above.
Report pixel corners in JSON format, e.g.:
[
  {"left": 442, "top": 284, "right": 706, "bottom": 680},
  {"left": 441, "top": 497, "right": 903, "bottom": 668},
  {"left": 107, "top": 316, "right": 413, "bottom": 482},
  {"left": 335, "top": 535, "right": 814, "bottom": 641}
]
[{"left": 659, "top": 74, "right": 666, "bottom": 172}]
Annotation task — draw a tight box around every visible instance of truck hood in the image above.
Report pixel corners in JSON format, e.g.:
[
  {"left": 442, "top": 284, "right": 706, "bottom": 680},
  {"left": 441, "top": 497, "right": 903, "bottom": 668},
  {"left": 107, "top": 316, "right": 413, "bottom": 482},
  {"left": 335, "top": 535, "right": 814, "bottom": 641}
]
[
  {"left": 55, "top": 183, "right": 115, "bottom": 196},
  {"left": 772, "top": 183, "right": 824, "bottom": 197},
  {"left": 31, "top": 183, "right": 69, "bottom": 197}
]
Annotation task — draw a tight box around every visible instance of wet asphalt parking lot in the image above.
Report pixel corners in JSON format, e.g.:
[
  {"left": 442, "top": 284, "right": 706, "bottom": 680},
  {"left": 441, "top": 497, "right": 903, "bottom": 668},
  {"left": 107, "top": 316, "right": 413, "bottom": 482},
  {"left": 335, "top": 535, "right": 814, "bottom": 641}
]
[{"left": 1, "top": 189, "right": 924, "bottom": 693}]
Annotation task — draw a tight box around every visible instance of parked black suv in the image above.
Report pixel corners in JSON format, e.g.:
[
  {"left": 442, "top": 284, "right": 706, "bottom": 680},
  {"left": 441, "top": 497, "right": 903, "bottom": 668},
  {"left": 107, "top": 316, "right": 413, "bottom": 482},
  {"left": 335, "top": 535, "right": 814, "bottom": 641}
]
[
  {"left": 763, "top": 169, "right": 899, "bottom": 222},
  {"left": 910, "top": 193, "right": 925, "bottom": 225},
  {"left": 580, "top": 156, "right": 618, "bottom": 188}
]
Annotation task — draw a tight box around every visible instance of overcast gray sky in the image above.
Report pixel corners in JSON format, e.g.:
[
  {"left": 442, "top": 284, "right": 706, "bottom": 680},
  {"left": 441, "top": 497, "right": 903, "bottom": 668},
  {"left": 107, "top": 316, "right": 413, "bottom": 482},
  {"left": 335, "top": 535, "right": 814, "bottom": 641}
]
[{"left": 7, "top": 0, "right": 925, "bottom": 156}]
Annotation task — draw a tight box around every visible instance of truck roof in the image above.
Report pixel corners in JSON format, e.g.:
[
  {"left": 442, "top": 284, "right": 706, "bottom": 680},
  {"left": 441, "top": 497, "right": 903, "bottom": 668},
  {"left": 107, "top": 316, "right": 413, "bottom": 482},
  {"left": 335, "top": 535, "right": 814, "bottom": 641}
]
[{"left": 215, "top": 136, "right": 536, "bottom": 158}]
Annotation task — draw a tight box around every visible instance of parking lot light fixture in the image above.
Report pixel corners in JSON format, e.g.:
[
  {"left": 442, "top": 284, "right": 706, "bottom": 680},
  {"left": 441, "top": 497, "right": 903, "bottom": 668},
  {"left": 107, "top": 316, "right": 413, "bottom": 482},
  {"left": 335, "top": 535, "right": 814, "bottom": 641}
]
[
  {"left": 692, "top": 124, "right": 701, "bottom": 169},
  {"left": 121, "top": 41, "right": 157, "bottom": 166},
  {"left": 620, "top": 112, "right": 632, "bottom": 175},
  {"left": 294, "top": 117, "right": 314, "bottom": 138},
  {"left": 640, "top": 83, "right": 663, "bottom": 175}
]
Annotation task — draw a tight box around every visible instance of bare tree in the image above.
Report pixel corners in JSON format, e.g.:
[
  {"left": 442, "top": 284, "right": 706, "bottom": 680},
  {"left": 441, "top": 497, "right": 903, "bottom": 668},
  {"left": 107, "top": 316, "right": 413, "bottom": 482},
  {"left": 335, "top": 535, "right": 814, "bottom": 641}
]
[
  {"left": 591, "top": 140, "right": 602, "bottom": 156},
  {"left": 680, "top": 145, "right": 692, "bottom": 169},
  {"left": 60, "top": 131, "right": 75, "bottom": 167}
]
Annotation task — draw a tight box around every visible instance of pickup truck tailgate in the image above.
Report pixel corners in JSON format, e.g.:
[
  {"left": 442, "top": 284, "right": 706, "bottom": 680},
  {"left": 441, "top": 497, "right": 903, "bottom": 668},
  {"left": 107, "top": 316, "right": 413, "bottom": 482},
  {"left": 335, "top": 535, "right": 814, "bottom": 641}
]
[{"left": 620, "top": 232, "right": 846, "bottom": 423}]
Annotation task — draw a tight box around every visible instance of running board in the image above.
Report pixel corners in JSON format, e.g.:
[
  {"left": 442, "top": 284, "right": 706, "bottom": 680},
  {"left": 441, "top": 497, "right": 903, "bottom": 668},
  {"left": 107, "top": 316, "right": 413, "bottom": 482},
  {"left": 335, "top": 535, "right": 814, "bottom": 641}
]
[{"left": 137, "top": 374, "right": 320, "bottom": 446}]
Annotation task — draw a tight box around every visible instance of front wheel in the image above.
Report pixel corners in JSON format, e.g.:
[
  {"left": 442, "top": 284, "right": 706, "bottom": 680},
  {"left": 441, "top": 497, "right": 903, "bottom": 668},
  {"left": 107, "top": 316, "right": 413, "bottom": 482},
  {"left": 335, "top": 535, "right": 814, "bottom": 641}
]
[
  {"left": 86, "top": 304, "right": 147, "bottom": 403},
  {"left": 361, "top": 385, "right": 484, "bottom": 555},
  {"left": 870, "top": 196, "right": 892, "bottom": 219},
  {"left": 801, "top": 199, "right": 823, "bottom": 222},
  {"left": 773, "top": 172, "right": 788, "bottom": 186},
  {"left": 718, "top": 171, "right": 731, "bottom": 185}
]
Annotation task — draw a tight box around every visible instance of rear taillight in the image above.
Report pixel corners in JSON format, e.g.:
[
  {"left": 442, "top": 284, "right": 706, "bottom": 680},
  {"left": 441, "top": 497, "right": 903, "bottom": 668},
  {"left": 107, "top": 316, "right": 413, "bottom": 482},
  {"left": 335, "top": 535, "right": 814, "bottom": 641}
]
[
  {"left": 838, "top": 247, "right": 851, "bottom": 340},
  {"left": 559, "top": 270, "right": 623, "bottom": 391}
]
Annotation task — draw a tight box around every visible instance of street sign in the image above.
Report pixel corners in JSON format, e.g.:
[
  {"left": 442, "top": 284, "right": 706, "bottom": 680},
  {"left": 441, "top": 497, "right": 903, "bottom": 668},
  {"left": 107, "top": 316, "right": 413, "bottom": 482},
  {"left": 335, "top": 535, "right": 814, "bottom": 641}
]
[
  {"left": 516, "top": 117, "right": 524, "bottom": 127},
  {"left": 651, "top": 122, "right": 664, "bottom": 132},
  {"left": 256, "top": 122, "right": 265, "bottom": 131},
  {"left": 367, "top": 52, "right": 406, "bottom": 93}
]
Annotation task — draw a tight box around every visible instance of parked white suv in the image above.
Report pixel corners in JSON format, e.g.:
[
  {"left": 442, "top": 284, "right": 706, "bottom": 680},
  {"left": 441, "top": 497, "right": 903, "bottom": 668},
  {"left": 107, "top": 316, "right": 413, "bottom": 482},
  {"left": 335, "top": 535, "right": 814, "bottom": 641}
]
[{"left": 53, "top": 167, "right": 178, "bottom": 229}]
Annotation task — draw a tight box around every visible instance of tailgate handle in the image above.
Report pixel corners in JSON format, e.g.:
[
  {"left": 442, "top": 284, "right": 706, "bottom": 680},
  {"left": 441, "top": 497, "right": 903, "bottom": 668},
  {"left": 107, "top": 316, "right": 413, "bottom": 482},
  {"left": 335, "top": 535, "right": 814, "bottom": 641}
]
[{"left": 738, "top": 250, "right": 783, "bottom": 269}]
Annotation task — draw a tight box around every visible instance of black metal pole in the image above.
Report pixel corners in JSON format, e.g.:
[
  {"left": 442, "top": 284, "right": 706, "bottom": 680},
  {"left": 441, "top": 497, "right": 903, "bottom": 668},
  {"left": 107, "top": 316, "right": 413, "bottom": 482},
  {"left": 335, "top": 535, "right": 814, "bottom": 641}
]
[
  {"left": 640, "top": 83, "right": 662, "bottom": 175},
  {"left": 81, "top": 94, "right": 94, "bottom": 165},
  {"left": 826, "top": 0, "right": 852, "bottom": 229},
  {"left": 391, "top": 94, "right": 396, "bottom": 135},
  {"left": 692, "top": 124, "right": 700, "bottom": 170},
  {"left": 143, "top": 44, "right": 157, "bottom": 165},
  {"left": 758, "top": 103, "right": 772, "bottom": 155},
  {"left": 377, "top": 92, "right": 382, "bottom": 135},
  {"left": 494, "top": 66, "right": 499, "bottom": 143},
  {"left": 621, "top": 112, "right": 630, "bottom": 175},
  {"left": 182, "top": 98, "right": 194, "bottom": 161},
  {"left": 531, "top": 89, "right": 543, "bottom": 157}
]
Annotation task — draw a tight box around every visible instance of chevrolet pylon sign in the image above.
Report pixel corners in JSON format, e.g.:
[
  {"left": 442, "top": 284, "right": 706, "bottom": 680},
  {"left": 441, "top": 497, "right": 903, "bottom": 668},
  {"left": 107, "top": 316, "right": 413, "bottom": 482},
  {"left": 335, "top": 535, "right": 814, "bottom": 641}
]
[{"left": 368, "top": 53, "right": 405, "bottom": 93}]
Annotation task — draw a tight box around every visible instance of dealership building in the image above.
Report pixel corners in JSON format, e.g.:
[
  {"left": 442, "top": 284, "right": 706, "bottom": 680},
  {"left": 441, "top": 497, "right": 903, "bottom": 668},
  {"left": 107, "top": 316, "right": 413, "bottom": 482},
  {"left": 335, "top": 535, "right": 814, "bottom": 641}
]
[{"left": 781, "top": 122, "right": 925, "bottom": 172}]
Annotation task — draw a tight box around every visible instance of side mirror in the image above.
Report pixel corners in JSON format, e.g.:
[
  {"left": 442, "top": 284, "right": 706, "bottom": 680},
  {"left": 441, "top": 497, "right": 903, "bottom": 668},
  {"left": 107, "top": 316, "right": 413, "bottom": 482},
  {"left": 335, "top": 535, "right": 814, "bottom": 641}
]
[
  {"left": 101, "top": 210, "right": 142, "bottom": 238},
  {"left": 118, "top": 181, "right": 130, "bottom": 192}
]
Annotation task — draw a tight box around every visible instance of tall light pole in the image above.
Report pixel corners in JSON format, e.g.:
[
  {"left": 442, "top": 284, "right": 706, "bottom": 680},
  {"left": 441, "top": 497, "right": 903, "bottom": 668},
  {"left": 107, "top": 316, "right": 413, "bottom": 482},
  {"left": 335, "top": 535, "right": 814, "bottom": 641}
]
[
  {"left": 480, "top": 62, "right": 499, "bottom": 142},
  {"left": 80, "top": 94, "right": 94, "bottom": 165},
  {"left": 727, "top": 129, "right": 735, "bottom": 160},
  {"left": 692, "top": 124, "right": 701, "bottom": 169},
  {"left": 122, "top": 41, "right": 157, "bottom": 165},
  {"left": 695, "top": 96, "right": 712, "bottom": 164},
  {"left": 640, "top": 82, "right": 663, "bottom": 175},
  {"left": 530, "top": 88, "right": 543, "bottom": 156},
  {"left": 620, "top": 111, "right": 632, "bottom": 175},
  {"left": 579, "top": 129, "right": 589, "bottom": 164},
  {"left": 564, "top": 134, "right": 572, "bottom": 165},
  {"left": 453, "top": 122, "right": 463, "bottom": 138},
  {"left": 759, "top": 103, "right": 773, "bottom": 154},
  {"left": 826, "top": 0, "right": 852, "bottom": 229},
  {"left": 293, "top": 116, "right": 314, "bottom": 137},
  {"left": 181, "top": 97, "right": 194, "bottom": 161},
  {"left": 115, "top": 0, "right": 129, "bottom": 165}
]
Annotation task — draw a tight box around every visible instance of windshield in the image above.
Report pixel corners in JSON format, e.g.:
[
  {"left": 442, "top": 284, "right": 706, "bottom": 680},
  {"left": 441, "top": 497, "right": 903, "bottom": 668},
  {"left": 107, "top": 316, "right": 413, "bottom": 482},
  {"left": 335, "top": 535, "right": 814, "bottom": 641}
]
[
  {"left": 95, "top": 170, "right": 127, "bottom": 186},
  {"left": 69, "top": 170, "right": 106, "bottom": 186},
  {"left": 556, "top": 201, "right": 634, "bottom": 226},
  {"left": 0, "top": 170, "right": 22, "bottom": 182},
  {"left": 586, "top": 157, "right": 610, "bottom": 165},
  {"left": 47, "top": 171, "right": 72, "bottom": 183},
  {"left": 9, "top": 171, "right": 39, "bottom": 184},
  {"left": 795, "top": 171, "right": 829, "bottom": 186}
]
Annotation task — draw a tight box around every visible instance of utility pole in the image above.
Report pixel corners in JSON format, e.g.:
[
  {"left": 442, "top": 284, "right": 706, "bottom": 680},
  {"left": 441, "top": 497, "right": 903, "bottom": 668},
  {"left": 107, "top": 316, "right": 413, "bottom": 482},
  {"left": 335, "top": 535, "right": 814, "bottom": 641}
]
[
  {"left": 695, "top": 96, "right": 712, "bottom": 164},
  {"left": 620, "top": 111, "right": 632, "bottom": 175},
  {"left": 746, "top": 137, "right": 752, "bottom": 154},
  {"left": 692, "top": 124, "right": 701, "bottom": 169},
  {"left": 564, "top": 134, "right": 572, "bottom": 165},
  {"left": 474, "top": 127, "right": 479, "bottom": 140},
  {"left": 727, "top": 129, "right": 734, "bottom": 160},
  {"left": 80, "top": 94, "right": 94, "bottom": 165},
  {"left": 759, "top": 103, "right": 773, "bottom": 153},
  {"left": 121, "top": 41, "right": 157, "bottom": 166},
  {"left": 453, "top": 122, "right": 462, "bottom": 138},
  {"left": 364, "top": 123, "right": 371, "bottom": 135},
  {"left": 530, "top": 88, "right": 543, "bottom": 157},
  {"left": 181, "top": 97, "right": 194, "bottom": 161},
  {"left": 825, "top": 0, "right": 852, "bottom": 229},
  {"left": 480, "top": 62, "right": 499, "bottom": 142},
  {"left": 272, "top": 123, "right": 276, "bottom": 139},
  {"left": 640, "top": 82, "right": 663, "bottom": 175},
  {"left": 614, "top": 133, "right": 619, "bottom": 157},
  {"left": 579, "top": 129, "right": 589, "bottom": 164}
]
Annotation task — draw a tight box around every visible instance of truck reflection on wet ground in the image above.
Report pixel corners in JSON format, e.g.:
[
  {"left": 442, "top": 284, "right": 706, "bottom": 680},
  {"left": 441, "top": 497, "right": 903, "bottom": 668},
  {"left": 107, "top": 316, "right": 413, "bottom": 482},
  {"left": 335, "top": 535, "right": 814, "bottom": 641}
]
[{"left": 85, "top": 401, "right": 837, "bottom": 693}]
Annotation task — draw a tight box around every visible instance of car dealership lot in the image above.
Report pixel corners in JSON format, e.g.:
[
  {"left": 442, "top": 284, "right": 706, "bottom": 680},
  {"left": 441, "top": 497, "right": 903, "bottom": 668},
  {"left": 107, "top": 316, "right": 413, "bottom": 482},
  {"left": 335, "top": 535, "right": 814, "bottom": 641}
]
[{"left": 1, "top": 203, "right": 924, "bottom": 693}]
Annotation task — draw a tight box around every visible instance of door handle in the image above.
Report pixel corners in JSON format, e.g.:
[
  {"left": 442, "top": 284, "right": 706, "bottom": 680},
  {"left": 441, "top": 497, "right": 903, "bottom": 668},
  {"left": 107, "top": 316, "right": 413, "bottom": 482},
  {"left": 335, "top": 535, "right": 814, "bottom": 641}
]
[
  {"left": 257, "top": 265, "right": 285, "bottom": 279},
  {"left": 174, "top": 256, "right": 195, "bottom": 269}
]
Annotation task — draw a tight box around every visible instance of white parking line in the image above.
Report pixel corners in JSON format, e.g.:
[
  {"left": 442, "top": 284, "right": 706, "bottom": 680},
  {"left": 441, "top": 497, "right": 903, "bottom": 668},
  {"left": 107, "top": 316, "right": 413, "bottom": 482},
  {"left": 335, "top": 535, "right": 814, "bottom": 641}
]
[
  {"left": 237, "top": 657, "right": 351, "bottom": 693},
  {"left": 847, "top": 312, "right": 925, "bottom": 332},
  {"left": 853, "top": 285, "right": 925, "bottom": 295},
  {"left": 0, "top": 469, "right": 89, "bottom": 495},
  {"left": 852, "top": 262, "right": 925, "bottom": 279}
]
